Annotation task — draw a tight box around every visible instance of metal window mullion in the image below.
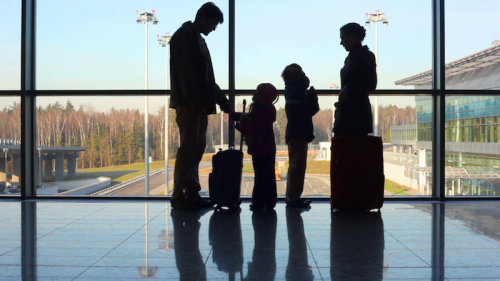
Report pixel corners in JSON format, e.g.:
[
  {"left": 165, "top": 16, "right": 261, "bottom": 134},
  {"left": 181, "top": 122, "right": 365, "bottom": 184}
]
[
  {"left": 21, "top": 0, "right": 36, "bottom": 199},
  {"left": 21, "top": 202, "right": 37, "bottom": 278},
  {"left": 228, "top": 0, "right": 236, "bottom": 147},
  {"left": 432, "top": 0, "right": 446, "bottom": 201},
  {"left": 431, "top": 203, "right": 445, "bottom": 280}
]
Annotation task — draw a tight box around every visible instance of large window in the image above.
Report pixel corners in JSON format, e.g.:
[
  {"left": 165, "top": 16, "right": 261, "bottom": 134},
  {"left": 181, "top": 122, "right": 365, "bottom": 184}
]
[
  {"left": 0, "top": 1, "right": 21, "bottom": 90},
  {"left": 236, "top": 0, "right": 432, "bottom": 90},
  {"left": 36, "top": 0, "right": 228, "bottom": 90}
]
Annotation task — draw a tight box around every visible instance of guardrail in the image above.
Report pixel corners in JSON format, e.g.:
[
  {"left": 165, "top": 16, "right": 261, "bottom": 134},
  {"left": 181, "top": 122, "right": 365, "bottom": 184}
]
[{"left": 91, "top": 169, "right": 164, "bottom": 195}]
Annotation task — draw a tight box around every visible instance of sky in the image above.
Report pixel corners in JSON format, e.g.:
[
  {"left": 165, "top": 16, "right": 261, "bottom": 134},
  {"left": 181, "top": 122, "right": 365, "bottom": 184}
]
[{"left": 1, "top": 0, "right": 499, "bottom": 113}]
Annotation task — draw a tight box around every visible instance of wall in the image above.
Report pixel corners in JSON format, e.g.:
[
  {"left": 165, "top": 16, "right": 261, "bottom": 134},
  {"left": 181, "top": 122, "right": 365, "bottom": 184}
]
[
  {"left": 58, "top": 177, "right": 111, "bottom": 195},
  {"left": 384, "top": 162, "right": 419, "bottom": 192}
]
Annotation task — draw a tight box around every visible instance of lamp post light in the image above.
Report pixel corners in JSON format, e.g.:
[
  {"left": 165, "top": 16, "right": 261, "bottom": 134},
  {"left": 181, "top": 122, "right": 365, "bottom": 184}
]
[
  {"left": 365, "top": 10, "right": 388, "bottom": 137},
  {"left": 136, "top": 10, "right": 158, "bottom": 196},
  {"left": 157, "top": 33, "right": 172, "bottom": 195}
]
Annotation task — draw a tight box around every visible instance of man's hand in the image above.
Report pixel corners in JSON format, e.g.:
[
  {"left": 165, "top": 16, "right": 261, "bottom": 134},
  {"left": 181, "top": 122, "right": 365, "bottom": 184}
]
[
  {"left": 339, "top": 86, "right": 349, "bottom": 103},
  {"left": 191, "top": 103, "right": 206, "bottom": 115}
]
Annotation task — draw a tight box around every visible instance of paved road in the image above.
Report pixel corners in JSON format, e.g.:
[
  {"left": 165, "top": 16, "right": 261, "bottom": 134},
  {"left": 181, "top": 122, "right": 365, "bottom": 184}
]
[
  {"left": 116, "top": 160, "right": 407, "bottom": 197},
  {"left": 199, "top": 174, "right": 331, "bottom": 197},
  {"left": 114, "top": 162, "right": 213, "bottom": 196}
]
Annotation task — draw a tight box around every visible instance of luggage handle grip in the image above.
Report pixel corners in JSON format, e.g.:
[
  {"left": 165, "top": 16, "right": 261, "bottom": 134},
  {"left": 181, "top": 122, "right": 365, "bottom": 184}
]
[{"left": 239, "top": 99, "right": 247, "bottom": 152}]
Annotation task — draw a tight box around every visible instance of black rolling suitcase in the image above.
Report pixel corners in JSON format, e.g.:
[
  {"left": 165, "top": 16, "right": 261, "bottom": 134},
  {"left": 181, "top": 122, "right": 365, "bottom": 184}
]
[{"left": 209, "top": 100, "right": 247, "bottom": 209}]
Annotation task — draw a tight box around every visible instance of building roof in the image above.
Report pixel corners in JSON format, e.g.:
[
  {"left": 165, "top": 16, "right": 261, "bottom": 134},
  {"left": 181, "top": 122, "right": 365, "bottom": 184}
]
[
  {"left": 408, "top": 166, "right": 500, "bottom": 181},
  {"left": 395, "top": 44, "right": 500, "bottom": 86}
]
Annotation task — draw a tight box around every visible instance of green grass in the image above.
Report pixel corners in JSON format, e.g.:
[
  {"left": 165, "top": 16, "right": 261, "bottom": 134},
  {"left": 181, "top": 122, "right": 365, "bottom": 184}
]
[{"left": 384, "top": 179, "right": 411, "bottom": 195}]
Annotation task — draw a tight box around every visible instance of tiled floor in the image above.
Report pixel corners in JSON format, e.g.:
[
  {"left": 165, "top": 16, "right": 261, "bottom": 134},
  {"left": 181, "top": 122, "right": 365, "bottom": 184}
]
[{"left": 0, "top": 201, "right": 499, "bottom": 280}]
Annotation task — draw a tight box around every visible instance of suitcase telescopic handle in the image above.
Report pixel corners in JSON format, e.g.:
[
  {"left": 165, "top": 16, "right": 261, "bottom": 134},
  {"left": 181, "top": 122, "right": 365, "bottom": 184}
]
[{"left": 240, "top": 99, "right": 247, "bottom": 152}]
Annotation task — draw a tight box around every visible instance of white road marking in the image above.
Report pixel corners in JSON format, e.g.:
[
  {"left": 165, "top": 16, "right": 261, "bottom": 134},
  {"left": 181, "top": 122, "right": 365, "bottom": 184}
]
[
  {"left": 322, "top": 186, "right": 326, "bottom": 189},
  {"left": 244, "top": 189, "right": 247, "bottom": 195},
  {"left": 306, "top": 181, "right": 312, "bottom": 188},
  {"left": 246, "top": 183, "right": 249, "bottom": 188},
  {"left": 313, "top": 189, "right": 318, "bottom": 194}
]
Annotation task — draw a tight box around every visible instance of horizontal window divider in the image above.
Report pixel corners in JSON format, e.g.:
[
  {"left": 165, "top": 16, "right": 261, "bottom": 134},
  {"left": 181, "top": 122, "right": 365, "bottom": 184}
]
[
  {"left": 445, "top": 90, "right": 500, "bottom": 95},
  {"left": 2, "top": 196, "right": 497, "bottom": 201},
  {"left": 235, "top": 89, "right": 434, "bottom": 96},
  {"left": 28, "top": 90, "right": 171, "bottom": 96},
  {"left": 10, "top": 89, "right": 498, "bottom": 97},
  {"left": 0, "top": 91, "right": 22, "bottom": 96}
]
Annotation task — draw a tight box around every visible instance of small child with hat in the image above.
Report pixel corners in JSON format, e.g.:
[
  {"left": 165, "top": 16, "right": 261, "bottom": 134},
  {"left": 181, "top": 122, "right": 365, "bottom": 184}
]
[{"left": 232, "top": 83, "right": 279, "bottom": 210}]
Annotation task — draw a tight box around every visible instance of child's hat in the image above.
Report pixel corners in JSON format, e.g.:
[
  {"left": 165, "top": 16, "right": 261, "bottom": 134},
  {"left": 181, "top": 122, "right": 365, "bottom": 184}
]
[{"left": 254, "top": 83, "right": 279, "bottom": 104}]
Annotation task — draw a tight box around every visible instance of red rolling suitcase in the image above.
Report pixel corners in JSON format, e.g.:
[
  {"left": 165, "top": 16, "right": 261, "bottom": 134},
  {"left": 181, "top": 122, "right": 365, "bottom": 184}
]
[{"left": 330, "top": 136, "right": 384, "bottom": 211}]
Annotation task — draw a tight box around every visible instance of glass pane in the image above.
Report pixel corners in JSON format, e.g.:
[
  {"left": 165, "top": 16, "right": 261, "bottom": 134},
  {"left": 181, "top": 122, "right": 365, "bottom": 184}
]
[
  {"left": 445, "top": 95, "right": 500, "bottom": 197},
  {"left": 236, "top": 0, "right": 431, "bottom": 90},
  {"left": 35, "top": 96, "right": 169, "bottom": 196},
  {"left": 36, "top": 0, "right": 228, "bottom": 90},
  {"left": 0, "top": 97, "right": 21, "bottom": 196},
  {"left": 0, "top": 1, "right": 21, "bottom": 90},
  {"left": 444, "top": 1, "right": 500, "bottom": 89}
]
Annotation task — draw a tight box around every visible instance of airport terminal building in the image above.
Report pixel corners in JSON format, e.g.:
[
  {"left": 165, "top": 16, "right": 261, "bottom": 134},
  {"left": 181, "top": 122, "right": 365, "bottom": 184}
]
[{"left": 389, "top": 43, "right": 500, "bottom": 196}]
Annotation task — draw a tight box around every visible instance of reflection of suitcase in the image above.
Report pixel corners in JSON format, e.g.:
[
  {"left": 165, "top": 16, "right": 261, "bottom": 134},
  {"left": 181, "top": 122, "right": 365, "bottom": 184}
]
[
  {"left": 209, "top": 209, "right": 244, "bottom": 281},
  {"left": 331, "top": 212, "right": 385, "bottom": 279},
  {"left": 330, "top": 136, "right": 384, "bottom": 211},
  {"left": 209, "top": 101, "right": 247, "bottom": 209}
]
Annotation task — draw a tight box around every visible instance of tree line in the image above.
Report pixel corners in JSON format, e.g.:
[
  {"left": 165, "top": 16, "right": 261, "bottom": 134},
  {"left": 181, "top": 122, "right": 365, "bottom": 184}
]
[{"left": 0, "top": 101, "right": 415, "bottom": 169}]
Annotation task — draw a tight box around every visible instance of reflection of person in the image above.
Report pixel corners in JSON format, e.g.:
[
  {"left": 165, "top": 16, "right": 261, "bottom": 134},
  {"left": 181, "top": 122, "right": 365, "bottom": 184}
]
[
  {"left": 333, "top": 22, "right": 377, "bottom": 137},
  {"left": 286, "top": 207, "right": 315, "bottom": 281},
  {"left": 209, "top": 209, "right": 244, "bottom": 280},
  {"left": 170, "top": 2, "right": 232, "bottom": 210},
  {"left": 282, "top": 64, "right": 319, "bottom": 208},
  {"left": 330, "top": 212, "right": 384, "bottom": 280},
  {"left": 245, "top": 210, "right": 277, "bottom": 280},
  {"left": 232, "top": 84, "right": 279, "bottom": 210},
  {"left": 171, "top": 209, "right": 210, "bottom": 281}
]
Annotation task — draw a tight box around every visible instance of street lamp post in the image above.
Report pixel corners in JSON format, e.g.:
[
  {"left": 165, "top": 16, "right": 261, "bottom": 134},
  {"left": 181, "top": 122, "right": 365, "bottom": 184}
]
[
  {"left": 365, "top": 10, "right": 388, "bottom": 137},
  {"left": 38, "top": 148, "right": 42, "bottom": 187},
  {"left": 3, "top": 148, "right": 8, "bottom": 184},
  {"left": 157, "top": 33, "right": 172, "bottom": 196},
  {"left": 137, "top": 10, "right": 158, "bottom": 196}
]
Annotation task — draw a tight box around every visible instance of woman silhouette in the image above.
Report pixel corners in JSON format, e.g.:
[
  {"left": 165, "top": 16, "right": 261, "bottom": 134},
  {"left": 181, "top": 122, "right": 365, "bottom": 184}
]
[{"left": 333, "top": 22, "right": 377, "bottom": 137}]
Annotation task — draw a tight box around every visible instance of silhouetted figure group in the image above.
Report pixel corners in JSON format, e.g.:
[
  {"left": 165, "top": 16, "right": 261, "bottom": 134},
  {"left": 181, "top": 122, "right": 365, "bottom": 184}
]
[{"left": 170, "top": 2, "right": 377, "bottom": 211}]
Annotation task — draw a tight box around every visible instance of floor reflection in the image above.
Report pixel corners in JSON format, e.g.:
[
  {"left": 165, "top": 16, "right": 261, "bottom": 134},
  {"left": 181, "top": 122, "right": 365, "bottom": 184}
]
[
  {"left": 171, "top": 208, "right": 210, "bottom": 281},
  {"left": 286, "top": 207, "right": 315, "bottom": 281},
  {"left": 8, "top": 202, "right": 500, "bottom": 280},
  {"left": 209, "top": 209, "right": 244, "bottom": 280},
  {"left": 330, "top": 211, "right": 386, "bottom": 280},
  {"left": 246, "top": 210, "right": 277, "bottom": 280}
]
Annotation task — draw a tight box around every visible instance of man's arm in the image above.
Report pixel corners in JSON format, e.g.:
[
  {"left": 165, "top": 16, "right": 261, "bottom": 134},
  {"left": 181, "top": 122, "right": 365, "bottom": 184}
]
[
  {"left": 215, "top": 83, "right": 232, "bottom": 113},
  {"left": 170, "top": 30, "right": 203, "bottom": 106}
]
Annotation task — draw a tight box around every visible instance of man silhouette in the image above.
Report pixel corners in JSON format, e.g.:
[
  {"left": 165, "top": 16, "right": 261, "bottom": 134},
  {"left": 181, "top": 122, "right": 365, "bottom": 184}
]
[{"left": 169, "top": 2, "right": 231, "bottom": 210}]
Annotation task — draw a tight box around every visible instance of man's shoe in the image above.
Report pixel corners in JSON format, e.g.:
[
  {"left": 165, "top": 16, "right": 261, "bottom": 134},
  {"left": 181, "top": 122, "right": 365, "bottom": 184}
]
[
  {"left": 171, "top": 197, "right": 213, "bottom": 211},
  {"left": 286, "top": 199, "right": 311, "bottom": 208},
  {"left": 189, "top": 197, "right": 215, "bottom": 209}
]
